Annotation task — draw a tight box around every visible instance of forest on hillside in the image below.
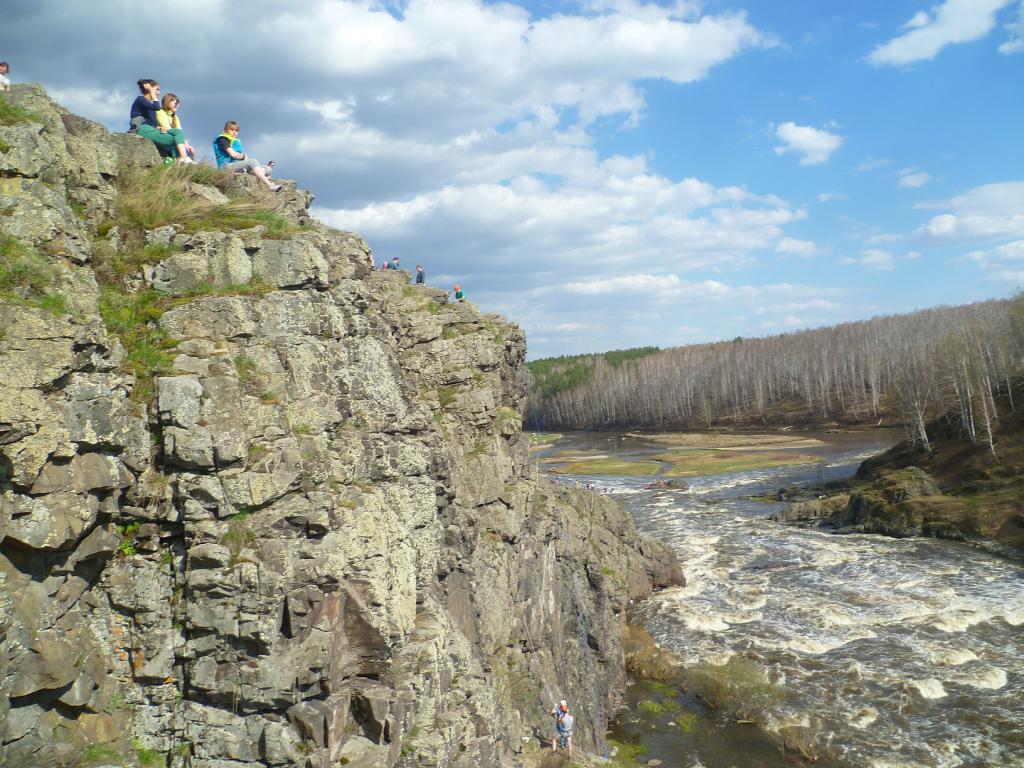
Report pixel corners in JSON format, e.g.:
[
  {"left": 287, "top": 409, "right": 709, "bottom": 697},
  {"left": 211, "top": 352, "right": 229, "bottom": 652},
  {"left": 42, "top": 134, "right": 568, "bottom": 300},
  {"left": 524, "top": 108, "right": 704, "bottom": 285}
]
[{"left": 526, "top": 296, "right": 1024, "bottom": 452}]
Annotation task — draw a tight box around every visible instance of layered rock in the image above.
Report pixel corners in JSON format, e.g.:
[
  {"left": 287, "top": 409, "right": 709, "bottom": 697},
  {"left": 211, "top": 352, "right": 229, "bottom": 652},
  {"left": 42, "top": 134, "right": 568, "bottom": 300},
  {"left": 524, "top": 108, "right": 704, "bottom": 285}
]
[{"left": 0, "top": 85, "right": 679, "bottom": 767}]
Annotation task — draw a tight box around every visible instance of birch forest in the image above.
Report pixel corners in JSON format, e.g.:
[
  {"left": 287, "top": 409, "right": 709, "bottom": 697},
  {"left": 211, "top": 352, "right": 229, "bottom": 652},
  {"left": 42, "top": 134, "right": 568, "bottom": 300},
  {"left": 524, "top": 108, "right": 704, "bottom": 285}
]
[{"left": 526, "top": 295, "right": 1024, "bottom": 452}]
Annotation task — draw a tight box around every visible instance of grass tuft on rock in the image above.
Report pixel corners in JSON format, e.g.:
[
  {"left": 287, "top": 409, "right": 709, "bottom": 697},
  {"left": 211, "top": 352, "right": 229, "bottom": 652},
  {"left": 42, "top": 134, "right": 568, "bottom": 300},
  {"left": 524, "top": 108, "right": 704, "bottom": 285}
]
[
  {"left": 107, "top": 165, "right": 294, "bottom": 250},
  {"left": 0, "top": 234, "right": 69, "bottom": 315},
  {"left": 98, "top": 287, "right": 176, "bottom": 401},
  {"left": 0, "top": 94, "right": 39, "bottom": 126}
]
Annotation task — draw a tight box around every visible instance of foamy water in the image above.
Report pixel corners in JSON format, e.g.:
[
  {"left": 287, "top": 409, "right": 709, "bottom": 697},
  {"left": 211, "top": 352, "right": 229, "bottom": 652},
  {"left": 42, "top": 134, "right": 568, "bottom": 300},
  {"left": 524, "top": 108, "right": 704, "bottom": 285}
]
[{"left": 558, "top": 432, "right": 1024, "bottom": 768}]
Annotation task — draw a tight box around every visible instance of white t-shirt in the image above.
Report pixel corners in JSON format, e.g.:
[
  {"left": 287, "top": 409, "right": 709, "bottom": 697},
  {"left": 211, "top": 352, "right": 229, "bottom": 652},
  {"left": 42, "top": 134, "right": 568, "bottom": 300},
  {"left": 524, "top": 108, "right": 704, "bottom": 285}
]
[{"left": 0, "top": 73, "right": 9, "bottom": 92}]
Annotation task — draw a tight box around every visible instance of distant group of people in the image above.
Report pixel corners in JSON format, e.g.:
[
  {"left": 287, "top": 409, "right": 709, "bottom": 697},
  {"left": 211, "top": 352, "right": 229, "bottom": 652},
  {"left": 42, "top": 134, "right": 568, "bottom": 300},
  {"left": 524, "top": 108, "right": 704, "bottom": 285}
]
[
  {"left": 376, "top": 258, "right": 466, "bottom": 303},
  {"left": 129, "top": 79, "right": 281, "bottom": 191}
]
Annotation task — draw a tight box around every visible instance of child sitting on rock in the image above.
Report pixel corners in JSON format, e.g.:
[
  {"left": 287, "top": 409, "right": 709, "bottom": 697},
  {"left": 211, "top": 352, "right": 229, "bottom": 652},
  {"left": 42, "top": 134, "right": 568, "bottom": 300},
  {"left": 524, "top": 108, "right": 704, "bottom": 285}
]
[{"left": 212, "top": 121, "right": 281, "bottom": 192}]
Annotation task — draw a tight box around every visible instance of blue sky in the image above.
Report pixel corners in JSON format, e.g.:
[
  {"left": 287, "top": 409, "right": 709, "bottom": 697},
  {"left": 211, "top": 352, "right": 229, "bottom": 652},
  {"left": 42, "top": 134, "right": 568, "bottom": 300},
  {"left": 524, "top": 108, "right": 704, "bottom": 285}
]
[{"left": 4, "top": 0, "right": 1023, "bottom": 357}]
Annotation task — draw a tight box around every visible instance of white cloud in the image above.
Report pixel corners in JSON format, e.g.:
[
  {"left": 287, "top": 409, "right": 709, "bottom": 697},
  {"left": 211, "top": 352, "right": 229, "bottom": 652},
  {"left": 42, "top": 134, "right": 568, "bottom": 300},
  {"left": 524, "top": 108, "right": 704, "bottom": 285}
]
[
  {"left": 866, "top": 232, "right": 902, "bottom": 245},
  {"left": 1000, "top": 1, "right": 1024, "bottom": 52},
  {"left": 867, "top": 0, "right": 1015, "bottom": 66},
  {"left": 898, "top": 169, "right": 932, "bottom": 188},
  {"left": 754, "top": 298, "right": 840, "bottom": 315},
  {"left": 559, "top": 274, "right": 827, "bottom": 305},
  {"left": 857, "top": 156, "right": 891, "bottom": 172},
  {"left": 773, "top": 122, "right": 844, "bottom": 166},
  {"left": 964, "top": 239, "right": 1024, "bottom": 267},
  {"left": 817, "top": 192, "right": 847, "bottom": 202},
  {"left": 46, "top": 86, "right": 132, "bottom": 125},
  {"left": 843, "top": 249, "right": 895, "bottom": 271},
  {"left": 775, "top": 237, "right": 819, "bottom": 257},
  {"left": 320, "top": 166, "right": 805, "bottom": 280},
  {"left": 915, "top": 181, "right": 1024, "bottom": 244}
]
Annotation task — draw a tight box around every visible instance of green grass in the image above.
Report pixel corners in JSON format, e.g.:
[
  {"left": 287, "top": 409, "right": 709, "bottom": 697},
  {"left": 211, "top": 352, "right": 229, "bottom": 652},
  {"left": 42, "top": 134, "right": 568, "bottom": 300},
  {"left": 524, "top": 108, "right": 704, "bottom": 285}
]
[
  {"left": 438, "top": 385, "right": 458, "bottom": 409},
  {"left": 674, "top": 712, "right": 697, "bottom": 733},
  {"left": 550, "top": 458, "right": 662, "bottom": 477},
  {"left": 98, "top": 287, "right": 176, "bottom": 401},
  {"left": 637, "top": 699, "right": 667, "bottom": 715},
  {"left": 221, "top": 515, "right": 258, "bottom": 564},
  {"left": 0, "top": 234, "right": 69, "bottom": 316},
  {"left": 656, "top": 449, "right": 822, "bottom": 478},
  {"left": 0, "top": 94, "right": 39, "bottom": 126},
  {"left": 528, "top": 432, "right": 562, "bottom": 445},
  {"left": 686, "top": 656, "right": 787, "bottom": 723},
  {"left": 608, "top": 738, "right": 648, "bottom": 765},
  {"left": 132, "top": 739, "right": 163, "bottom": 766},
  {"left": 94, "top": 240, "right": 184, "bottom": 281},
  {"left": 83, "top": 743, "right": 123, "bottom": 765},
  {"left": 106, "top": 165, "right": 295, "bottom": 253}
]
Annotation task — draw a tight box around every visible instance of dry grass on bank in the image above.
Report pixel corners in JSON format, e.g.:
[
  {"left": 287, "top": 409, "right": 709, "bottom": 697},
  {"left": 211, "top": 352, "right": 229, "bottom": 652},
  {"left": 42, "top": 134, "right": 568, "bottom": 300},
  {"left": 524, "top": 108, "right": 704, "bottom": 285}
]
[
  {"left": 629, "top": 431, "right": 826, "bottom": 450},
  {"left": 622, "top": 625, "right": 678, "bottom": 683},
  {"left": 99, "top": 165, "right": 293, "bottom": 254}
]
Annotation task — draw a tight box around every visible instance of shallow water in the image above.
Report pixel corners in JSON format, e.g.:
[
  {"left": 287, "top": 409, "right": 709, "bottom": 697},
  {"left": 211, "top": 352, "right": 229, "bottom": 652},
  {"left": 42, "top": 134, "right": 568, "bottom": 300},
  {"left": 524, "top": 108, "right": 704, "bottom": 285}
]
[{"left": 546, "top": 431, "right": 1024, "bottom": 768}]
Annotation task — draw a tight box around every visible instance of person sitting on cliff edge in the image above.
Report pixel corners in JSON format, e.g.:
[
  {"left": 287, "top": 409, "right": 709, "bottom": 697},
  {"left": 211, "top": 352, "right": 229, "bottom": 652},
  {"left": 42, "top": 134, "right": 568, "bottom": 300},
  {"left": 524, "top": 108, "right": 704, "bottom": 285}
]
[
  {"left": 129, "top": 79, "right": 193, "bottom": 163},
  {"left": 213, "top": 121, "right": 281, "bottom": 192}
]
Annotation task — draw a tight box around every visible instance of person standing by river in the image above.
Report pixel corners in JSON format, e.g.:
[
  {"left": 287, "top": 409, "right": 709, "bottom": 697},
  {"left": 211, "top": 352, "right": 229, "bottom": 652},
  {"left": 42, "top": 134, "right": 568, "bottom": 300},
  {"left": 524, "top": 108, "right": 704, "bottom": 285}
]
[{"left": 549, "top": 700, "right": 574, "bottom": 757}]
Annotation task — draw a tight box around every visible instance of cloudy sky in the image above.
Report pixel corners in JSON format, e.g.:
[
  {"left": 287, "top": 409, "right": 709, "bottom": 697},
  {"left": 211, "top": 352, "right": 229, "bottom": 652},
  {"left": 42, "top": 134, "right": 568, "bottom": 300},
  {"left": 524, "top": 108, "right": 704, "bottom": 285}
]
[{"left": 4, "top": 0, "right": 1023, "bottom": 357}]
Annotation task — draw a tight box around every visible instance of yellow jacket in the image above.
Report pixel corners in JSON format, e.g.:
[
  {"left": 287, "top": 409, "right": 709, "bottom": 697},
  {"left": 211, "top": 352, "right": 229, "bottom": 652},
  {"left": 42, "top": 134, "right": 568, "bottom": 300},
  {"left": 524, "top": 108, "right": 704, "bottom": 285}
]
[{"left": 155, "top": 109, "right": 181, "bottom": 131}]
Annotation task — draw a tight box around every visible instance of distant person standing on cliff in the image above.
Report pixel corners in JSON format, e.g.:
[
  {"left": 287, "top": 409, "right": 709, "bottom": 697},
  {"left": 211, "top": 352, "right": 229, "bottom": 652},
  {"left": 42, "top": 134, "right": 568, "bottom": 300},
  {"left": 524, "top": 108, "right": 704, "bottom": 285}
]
[
  {"left": 391, "top": 257, "right": 400, "bottom": 271},
  {"left": 452, "top": 284, "right": 465, "bottom": 303},
  {"left": 0, "top": 62, "right": 10, "bottom": 93},
  {"left": 415, "top": 264, "right": 425, "bottom": 284}
]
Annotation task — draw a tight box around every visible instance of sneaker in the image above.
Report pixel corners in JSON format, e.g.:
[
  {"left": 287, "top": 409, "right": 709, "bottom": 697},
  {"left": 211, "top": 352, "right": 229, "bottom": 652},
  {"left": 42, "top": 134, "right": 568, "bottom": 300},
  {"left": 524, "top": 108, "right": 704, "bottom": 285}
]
[
  {"left": 269, "top": 184, "right": 283, "bottom": 192},
  {"left": 177, "top": 157, "right": 194, "bottom": 164}
]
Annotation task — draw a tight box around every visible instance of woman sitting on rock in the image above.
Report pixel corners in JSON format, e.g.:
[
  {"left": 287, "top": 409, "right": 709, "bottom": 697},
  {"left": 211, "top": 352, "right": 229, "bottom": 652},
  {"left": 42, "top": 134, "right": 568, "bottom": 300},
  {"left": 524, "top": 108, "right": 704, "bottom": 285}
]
[
  {"left": 155, "top": 93, "right": 196, "bottom": 161},
  {"left": 129, "top": 79, "right": 193, "bottom": 163}
]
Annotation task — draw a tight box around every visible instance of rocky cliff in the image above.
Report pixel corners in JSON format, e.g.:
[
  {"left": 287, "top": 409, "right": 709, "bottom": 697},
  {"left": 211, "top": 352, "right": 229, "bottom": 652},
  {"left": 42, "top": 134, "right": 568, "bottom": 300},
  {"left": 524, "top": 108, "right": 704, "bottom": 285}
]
[{"left": 0, "top": 86, "right": 680, "bottom": 768}]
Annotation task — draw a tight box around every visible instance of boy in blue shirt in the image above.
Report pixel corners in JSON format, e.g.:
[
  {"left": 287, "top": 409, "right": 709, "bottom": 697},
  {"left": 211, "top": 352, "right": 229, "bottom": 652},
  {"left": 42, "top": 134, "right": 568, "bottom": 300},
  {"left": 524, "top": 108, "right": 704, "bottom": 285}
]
[{"left": 213, "top": 121, "right": 281, "bottom": 191}]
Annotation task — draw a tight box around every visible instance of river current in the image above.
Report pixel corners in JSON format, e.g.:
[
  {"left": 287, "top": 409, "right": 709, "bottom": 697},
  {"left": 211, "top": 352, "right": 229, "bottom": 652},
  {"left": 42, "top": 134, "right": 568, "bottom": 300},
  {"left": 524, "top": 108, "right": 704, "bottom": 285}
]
[{"left": 544, "top": 432, "right": 1024, "bottom": 768}]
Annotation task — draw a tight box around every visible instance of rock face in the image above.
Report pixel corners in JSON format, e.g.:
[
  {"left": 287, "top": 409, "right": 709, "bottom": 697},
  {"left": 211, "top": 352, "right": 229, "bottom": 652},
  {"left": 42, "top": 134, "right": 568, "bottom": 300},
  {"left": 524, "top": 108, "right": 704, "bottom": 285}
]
[{"left": 0, "top": 85, "right": 679, "bottom": 767}]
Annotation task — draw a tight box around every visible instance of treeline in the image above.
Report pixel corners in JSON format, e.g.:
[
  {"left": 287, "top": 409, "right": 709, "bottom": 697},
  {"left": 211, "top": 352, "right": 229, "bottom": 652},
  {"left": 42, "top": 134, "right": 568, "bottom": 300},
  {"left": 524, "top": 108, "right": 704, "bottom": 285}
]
[{"left": 526, "top": 296, "right": 1024, "bottom": 453}]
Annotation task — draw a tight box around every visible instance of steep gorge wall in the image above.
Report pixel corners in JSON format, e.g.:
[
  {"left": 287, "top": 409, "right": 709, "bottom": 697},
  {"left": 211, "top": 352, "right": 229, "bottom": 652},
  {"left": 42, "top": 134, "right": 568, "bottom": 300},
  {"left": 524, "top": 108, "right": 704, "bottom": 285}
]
[{"left": 0, "top": 86, "right": 679, "bottom": 767}]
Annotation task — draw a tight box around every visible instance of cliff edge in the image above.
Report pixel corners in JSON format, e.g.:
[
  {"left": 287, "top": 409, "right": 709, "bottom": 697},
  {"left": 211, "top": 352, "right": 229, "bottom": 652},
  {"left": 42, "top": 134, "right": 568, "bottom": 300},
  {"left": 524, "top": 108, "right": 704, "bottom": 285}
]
[{"left": 0, "top": 85, "right": 680, "bottom": 767}]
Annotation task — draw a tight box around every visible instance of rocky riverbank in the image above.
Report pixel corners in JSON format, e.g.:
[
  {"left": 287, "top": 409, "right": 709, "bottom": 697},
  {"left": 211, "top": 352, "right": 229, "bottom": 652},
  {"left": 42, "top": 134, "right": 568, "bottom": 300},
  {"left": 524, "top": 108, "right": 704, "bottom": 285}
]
[
  {"left": 0, "top": 85, "right": 680, "bottom": 767},
  {"left": 773, "top": 387, "right": 1024, "bottom": 554}
]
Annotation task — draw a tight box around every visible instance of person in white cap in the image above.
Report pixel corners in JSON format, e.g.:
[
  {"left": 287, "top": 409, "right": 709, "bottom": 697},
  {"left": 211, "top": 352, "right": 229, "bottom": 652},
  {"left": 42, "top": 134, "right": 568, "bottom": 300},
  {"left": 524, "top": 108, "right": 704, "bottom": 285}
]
[{"left": 549, "top": 699, "right": 574, "bottom": 756}]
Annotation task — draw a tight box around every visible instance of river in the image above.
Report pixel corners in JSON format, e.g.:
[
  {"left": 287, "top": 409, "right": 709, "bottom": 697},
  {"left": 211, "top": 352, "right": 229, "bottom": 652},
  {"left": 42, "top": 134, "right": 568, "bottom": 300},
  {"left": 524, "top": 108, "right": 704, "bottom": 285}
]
[{"left": 540, "top": 431, "right": 1024, "bottom": 768}]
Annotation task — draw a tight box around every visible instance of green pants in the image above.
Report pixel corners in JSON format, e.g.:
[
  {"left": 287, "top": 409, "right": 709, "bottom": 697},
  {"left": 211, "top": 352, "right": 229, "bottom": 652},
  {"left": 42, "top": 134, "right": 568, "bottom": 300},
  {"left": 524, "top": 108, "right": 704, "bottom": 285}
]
[{"left": 137, "top": 124, "right": 186, "bottom": 151}]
